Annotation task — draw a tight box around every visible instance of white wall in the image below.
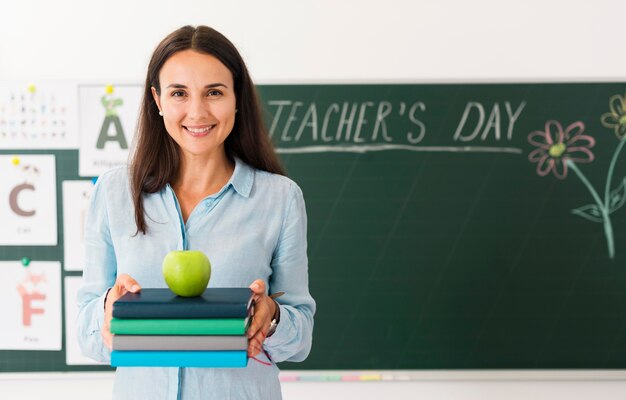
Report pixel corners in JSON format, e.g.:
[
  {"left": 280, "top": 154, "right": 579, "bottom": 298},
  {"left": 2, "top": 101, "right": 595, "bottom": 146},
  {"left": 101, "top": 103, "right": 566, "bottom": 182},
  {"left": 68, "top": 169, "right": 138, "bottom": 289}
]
[
  {"left": 1, "top": 0, "right": 625, "bottom": 398},
  {"left": 1, "top": 0, "right": 624, "bottom": 83}
]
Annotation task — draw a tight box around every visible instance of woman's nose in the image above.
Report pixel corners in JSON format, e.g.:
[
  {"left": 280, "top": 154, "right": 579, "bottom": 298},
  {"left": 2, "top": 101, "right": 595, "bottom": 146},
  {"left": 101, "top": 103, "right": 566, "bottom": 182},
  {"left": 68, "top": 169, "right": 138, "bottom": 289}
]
[{"left": 187, "top": 96, "right": 210, "bottom": 120}]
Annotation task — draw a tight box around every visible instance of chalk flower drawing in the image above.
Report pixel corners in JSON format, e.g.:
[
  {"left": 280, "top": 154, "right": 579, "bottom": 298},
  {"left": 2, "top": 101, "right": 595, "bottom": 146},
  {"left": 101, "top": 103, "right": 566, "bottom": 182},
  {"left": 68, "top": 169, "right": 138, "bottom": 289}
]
[
  {"left": 528, "top": 119, "right": 626, "bottom": 259},
  {"left": 528, "top": 120, "right": 594, "bottom": 179},
  {"left": 600, "top": 94, "right": 626, "bottom": 139}
]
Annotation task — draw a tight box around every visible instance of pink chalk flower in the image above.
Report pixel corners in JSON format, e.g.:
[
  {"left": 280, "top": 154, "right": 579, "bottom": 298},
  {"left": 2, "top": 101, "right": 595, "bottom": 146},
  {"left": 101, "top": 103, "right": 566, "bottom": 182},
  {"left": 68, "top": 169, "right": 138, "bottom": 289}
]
[
  {"left": 527, "top": 120, "right": 595, "bottom": 179},
  {"left": 600, "top": 94, "right": 626, "bottom": 139}
]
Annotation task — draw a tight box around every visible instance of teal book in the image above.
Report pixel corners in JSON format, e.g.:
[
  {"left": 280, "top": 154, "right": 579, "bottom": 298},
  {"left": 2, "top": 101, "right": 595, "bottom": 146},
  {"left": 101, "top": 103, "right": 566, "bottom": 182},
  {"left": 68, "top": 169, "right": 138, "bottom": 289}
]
[
  {"left": 111, "top": 350, "right": 248, "bottom": 368},
  {"left": 112, "top": 335, "right": 248, "bottom": 351},
  {"left": 110, "top": 317, "right": 248, "bottom": 335},
  {"left": 112, "top": 288, "right": 253, "bottom": 319}
]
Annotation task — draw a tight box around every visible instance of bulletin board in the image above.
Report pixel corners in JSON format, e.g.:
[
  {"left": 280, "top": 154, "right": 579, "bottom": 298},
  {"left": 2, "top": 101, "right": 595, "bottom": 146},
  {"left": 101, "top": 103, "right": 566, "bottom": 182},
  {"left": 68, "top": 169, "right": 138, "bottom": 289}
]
[{"left": 2, "top": 82, "right": 626, "bottom": 371}]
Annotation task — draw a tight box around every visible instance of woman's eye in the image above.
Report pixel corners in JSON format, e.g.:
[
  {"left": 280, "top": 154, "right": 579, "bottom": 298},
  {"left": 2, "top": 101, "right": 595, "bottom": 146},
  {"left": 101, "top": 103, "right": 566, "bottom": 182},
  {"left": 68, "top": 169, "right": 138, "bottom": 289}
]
[
  {"left": 207, "top": 89, "right": 222, "bottom": 97},
  {"left": 171, "top": 91, "right": 185, "bottom": 97}
]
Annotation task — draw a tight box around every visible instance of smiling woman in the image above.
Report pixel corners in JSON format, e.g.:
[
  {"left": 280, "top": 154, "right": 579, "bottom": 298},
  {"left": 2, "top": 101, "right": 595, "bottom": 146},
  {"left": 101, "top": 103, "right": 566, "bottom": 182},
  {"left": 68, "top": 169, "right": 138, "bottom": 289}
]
[
  {"left": 151, "top": 50, "right": 239, "bottom": 220},
  {"left": 76, "top": 25, "right": 316, "bottom": 400},
  {"left": 152, "top": 50, "right": 237, "bottom": 162},
  {"left": 131, "top": 25, "right": 286, "bottom": 233}
]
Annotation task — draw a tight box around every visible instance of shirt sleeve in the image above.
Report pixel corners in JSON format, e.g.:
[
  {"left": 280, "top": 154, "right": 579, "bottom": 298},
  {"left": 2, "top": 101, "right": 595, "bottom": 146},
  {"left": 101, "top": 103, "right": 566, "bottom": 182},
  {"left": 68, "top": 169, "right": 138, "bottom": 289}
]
[
  {"left": 263, "top": 183, "right": 316, "bottom": 363},
  {"left": 76, "top": 174, "right": 117, "bottom": 363}
]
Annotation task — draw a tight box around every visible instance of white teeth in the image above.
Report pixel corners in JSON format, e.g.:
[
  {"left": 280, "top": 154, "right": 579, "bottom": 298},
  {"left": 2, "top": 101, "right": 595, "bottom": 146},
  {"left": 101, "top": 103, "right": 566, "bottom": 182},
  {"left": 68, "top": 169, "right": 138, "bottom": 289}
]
[{"left": 186, "top": 126, "right": 211, "bottom": 133}]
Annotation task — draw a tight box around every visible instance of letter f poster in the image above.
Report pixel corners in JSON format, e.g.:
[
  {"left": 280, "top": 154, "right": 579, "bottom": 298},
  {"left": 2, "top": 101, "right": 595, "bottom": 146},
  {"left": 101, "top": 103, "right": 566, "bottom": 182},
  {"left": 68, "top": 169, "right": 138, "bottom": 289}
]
[
  {"left": 78, "top": 84, "right": 142, "bottom": 177},
  {"left": 0, "top": 154, "right": 57, "bottom": 245},
  {"left": 0, "top": 261, "right": 62, "bottom": 350}
]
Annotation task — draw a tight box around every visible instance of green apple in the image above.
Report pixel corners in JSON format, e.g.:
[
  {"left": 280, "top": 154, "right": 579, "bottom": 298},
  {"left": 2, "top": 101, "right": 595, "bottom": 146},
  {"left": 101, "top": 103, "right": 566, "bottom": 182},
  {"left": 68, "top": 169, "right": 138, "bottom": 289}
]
[{"left": 162, "top": 250, "right": 211, "bottom": 297}]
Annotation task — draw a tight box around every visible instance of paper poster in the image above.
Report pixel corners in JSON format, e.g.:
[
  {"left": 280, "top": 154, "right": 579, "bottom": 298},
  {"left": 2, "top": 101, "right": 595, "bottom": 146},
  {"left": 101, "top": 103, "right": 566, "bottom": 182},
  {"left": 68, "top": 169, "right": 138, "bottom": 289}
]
[
  {"left": 78, "top": 84, "right": 142, "bottom": 177},
  {"left": 0, "top": 261, "right": 62, "bottom": 350},
  {"left": 0, "top": 81, "right": 79, "bottom": 149},
  {"left": 62, "top": 180, "right": 94, "bottom": 271},
  {"left": 0, "top": 154, "right": 57, "bottom": 245},
  {"left": 64, "top": 276, "right": 105, "bottom": 365}
]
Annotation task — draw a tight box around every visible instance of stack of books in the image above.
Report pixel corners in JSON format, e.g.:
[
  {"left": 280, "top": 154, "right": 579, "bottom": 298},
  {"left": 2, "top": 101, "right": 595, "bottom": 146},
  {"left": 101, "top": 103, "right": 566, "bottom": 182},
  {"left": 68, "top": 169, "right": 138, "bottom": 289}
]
[{"left": 110, "top": 288, "right": 252, "bottom": 368}]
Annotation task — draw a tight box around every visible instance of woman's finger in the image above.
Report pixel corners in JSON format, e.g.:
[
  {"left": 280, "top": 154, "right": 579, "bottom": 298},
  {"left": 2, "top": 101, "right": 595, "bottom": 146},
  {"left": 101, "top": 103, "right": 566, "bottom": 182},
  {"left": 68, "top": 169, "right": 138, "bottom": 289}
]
[
  {"left": 249, "top": 279, "right": 265, "bottom": 303},
  {"left": 116, "top": 274, "right": 141, "bottom": 293},
  {"left": 247, "top": 331, "right": 266, "bottom": 356},
  {"left": 247, "top": 316, "right": 261, "bottom": 339},
  {"left": 103, "top": 274, "right": 141, "bottom": 352},
  {"left": 247, "top": 297, "right": 272, "bottom": 339}
]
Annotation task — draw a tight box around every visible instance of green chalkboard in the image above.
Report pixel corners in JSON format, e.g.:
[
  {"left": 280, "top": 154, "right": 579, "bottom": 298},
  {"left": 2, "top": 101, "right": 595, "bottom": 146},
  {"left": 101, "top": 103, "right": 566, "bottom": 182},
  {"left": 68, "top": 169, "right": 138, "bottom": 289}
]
[
  {"left": 2, "top": 83, "right": 626, "bottom": 372},
  {"left": 258, "top": 83, "right": 626, "bottom": 370}
]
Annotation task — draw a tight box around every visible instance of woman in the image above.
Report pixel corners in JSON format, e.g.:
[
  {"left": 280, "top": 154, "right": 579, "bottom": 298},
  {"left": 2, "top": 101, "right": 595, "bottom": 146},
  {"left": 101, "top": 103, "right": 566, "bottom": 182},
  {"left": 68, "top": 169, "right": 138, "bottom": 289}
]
[{"left": 77, "top": 25, "right": 315, "bottom": 399}]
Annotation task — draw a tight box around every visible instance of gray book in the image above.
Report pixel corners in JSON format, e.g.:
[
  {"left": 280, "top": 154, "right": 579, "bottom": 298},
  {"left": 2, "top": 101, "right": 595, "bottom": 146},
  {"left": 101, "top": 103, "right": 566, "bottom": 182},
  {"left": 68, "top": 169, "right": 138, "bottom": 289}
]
[{"left": 112, "top": 335, "right": 248, "bottom": 351}]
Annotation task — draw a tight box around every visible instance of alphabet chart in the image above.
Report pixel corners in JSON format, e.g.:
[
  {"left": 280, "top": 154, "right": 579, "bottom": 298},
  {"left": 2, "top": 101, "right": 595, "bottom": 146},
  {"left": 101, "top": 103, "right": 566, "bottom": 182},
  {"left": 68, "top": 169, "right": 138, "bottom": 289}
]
[
  {"left": 0, "top": 261, "right": 61, "bottom": 350},
  {"left": 78, "top": 84, "right": 142, "bottom": 177},
  {"left": 0, "top": 155, "right": 57, "bottom": 245},
  {"left": 0, "top": 82, "right": 79, "bottom": 149},
  {"left": 62, "top": 180, "right": 94, "bottom": 271}
]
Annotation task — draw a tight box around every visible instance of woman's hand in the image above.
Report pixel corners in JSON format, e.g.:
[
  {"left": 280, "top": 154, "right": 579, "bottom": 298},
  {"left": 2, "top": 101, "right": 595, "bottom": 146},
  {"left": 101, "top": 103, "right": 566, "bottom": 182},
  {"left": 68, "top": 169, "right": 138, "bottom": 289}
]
[
  {"left": 247, "top": 279, "right": 277, "bottom": 357},
  {"left": 102, "top": 274, "right": 141, "bottom": 350}
]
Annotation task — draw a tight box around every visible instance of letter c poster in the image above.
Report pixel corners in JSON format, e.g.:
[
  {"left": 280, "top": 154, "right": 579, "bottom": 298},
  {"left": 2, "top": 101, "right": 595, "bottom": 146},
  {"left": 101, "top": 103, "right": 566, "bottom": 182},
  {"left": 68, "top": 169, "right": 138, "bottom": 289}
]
[{"left": 0, "top": 154, "right": 57, "bottom": 245}]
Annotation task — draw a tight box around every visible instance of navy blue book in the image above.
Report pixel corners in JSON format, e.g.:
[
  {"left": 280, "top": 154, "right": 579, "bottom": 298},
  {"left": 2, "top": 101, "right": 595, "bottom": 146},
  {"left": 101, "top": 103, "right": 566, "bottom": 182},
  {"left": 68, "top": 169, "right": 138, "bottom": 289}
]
[{"left": 112, "top": 288, "right": 253, "bottom": 319}]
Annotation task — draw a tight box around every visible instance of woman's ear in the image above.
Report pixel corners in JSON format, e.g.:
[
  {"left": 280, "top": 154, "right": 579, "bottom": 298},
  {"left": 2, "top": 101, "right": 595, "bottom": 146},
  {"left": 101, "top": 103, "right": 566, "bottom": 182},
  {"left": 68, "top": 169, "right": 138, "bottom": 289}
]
[{"left": 151, "top": 86, "right": 162, "bottom": 114}]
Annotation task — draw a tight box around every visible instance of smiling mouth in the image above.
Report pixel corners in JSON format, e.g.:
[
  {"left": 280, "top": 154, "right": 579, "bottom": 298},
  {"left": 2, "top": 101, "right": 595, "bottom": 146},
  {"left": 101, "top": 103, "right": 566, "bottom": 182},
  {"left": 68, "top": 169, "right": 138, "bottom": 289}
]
[{"left": 183, "top": 125, "right": 215, "bottom": 137}]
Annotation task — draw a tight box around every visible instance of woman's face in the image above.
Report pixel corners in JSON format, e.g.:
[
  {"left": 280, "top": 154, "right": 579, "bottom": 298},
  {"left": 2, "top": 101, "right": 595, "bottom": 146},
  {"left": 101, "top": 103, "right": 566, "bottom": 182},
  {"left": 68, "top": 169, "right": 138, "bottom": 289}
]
[{"left": 152, "top": 49, "right": 237, "bottom": 161}]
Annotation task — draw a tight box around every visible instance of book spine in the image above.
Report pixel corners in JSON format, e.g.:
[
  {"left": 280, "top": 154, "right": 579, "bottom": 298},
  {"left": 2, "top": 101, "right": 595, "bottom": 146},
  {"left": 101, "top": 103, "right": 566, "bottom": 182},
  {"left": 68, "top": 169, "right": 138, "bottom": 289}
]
[
  {"left": 110, "top": 318, "right": 247, "bottom": 335},
  {"left": 110, "top": 350, "right": 248, "bottom": 368},
  {"left": 112, "top": 335, "right": 248, "bottom": 351},
  {"left": 112, "top": 303, "right": 248, "bottom": 319}
]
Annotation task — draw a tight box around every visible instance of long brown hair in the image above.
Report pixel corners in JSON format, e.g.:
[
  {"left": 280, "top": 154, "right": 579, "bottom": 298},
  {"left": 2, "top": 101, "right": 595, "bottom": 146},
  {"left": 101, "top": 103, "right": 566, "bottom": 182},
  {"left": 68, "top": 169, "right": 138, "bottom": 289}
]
[{"left": 130, "top": 25, "right": 285, "bottom": 234}]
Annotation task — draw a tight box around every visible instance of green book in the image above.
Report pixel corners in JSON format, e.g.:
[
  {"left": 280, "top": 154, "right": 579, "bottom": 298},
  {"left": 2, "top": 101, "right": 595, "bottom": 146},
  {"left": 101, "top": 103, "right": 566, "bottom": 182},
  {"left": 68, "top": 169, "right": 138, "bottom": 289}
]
[{"left": 110, "top": 317, "right": 248, "bottom": 335}]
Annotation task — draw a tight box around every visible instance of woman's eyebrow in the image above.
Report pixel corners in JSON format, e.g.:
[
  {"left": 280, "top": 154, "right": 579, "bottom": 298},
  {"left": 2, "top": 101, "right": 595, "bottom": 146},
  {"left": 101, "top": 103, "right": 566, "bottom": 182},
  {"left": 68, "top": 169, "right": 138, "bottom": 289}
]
[{"left": 165, "top": 83, "right": 228, "bottom": 89}]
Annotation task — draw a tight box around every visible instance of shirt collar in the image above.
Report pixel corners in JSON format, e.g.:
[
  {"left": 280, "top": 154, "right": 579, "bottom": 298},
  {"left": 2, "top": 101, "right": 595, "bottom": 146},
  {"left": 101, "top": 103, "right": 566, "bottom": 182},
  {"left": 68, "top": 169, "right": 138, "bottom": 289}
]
[{"left": 228, "top": 157, "right": 254, "bottom": 198}]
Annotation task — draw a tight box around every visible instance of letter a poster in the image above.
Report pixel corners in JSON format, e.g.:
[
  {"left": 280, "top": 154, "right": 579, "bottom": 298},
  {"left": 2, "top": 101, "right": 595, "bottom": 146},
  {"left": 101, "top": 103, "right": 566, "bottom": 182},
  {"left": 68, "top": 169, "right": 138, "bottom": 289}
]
[
  {"left": 0, "top": 261, "right": 62, "bottom": 350},
  {"left": 78, "top": 84, "right": 142, "bottom": 177},
  {"left": 0, "top": 154, "right": 57, "bottom": 245}
]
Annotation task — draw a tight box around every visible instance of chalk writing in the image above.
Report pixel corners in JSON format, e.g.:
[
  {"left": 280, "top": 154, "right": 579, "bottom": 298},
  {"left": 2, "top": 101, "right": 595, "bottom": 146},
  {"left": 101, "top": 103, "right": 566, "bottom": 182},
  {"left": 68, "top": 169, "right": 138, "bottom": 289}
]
[{"left": 266, "top": 99, "right": 525, "bottom": 153}]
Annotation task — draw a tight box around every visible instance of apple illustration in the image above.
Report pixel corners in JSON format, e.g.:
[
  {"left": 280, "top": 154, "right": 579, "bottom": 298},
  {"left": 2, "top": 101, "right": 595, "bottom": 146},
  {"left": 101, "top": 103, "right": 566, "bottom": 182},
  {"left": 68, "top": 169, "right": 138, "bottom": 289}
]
[{"left": 162, "top": 250, "right": 211, "bottom": 297}]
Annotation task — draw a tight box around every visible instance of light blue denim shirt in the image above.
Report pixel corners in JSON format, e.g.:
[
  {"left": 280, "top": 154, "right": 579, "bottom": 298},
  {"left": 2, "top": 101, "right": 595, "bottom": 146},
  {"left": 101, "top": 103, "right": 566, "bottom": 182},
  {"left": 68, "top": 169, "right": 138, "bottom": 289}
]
[{"left": 77, "top": 158, "right": 315, "bottom": 400}]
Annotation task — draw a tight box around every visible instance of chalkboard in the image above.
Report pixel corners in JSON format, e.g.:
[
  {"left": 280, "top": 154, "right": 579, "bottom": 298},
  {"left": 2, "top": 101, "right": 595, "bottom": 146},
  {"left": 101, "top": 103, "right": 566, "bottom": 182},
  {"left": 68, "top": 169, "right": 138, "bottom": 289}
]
[
  {"left": 259, "top": 83, "right": 626, "bottom": 370},
  {"left": 2, "top": 83, "right": 626, "bottom": 372}
]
